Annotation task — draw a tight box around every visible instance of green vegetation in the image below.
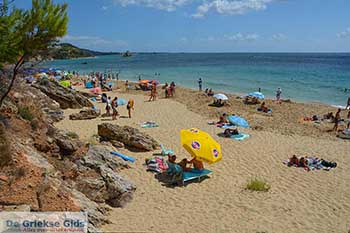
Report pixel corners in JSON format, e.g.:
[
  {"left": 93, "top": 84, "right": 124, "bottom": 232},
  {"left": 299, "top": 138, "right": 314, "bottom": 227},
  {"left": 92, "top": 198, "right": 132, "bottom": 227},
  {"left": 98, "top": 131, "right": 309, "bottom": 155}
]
[
  {"left": 0, "top": 0, "right": 69, "bottom": 107},
  {"left": 18, "top": 106, "right": 34, "bottom": 121},
  {"left": 65, "top": 131, "right": 79, "bottom": 139},
  {"left": 49, "top": 43, "right": 119, "bottom": 59},
  {"left": 246, "top": 177, "right": 271, "bottom": 192}
]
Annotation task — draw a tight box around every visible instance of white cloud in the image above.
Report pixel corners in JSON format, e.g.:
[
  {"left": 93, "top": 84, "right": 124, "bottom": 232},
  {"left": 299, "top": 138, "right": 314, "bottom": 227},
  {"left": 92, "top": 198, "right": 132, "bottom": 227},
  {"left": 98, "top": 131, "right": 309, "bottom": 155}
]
[
  {"left": 112, "top": 0, "right": 190, "bottom": 11},
  {"left": 272, "top": 33, "right": 287, "bottom": 41},
  {"left": 337, "top": 28, "right": 350, "bottom": 38},
  {"left": 111, "top": 0, "right": 277, "bottom": 17},
  {"left": 101, "top": 5, "right": 109, "bottom": 10},
  {"left": 61, "top": 35, "right": 128, "bottom": 50},
  {"left": 225, "top": 33, "right": 259, "bottom": 41},
  {"left": 193, "top": 0, "right": 275, "bottom": 18}
]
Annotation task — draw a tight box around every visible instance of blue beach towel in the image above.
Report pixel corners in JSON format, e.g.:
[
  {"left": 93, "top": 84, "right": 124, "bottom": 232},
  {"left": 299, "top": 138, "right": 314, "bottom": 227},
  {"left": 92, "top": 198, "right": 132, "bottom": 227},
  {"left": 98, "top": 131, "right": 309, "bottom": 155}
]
[
  {"left": 111, "top": 151, "right": 136, "bottom": 163},
  {"left": 230, "top": 132, "right": 250, "bottom": 141},
  {"left": 85, "top": 82, "right": 93, "bottom": 89}
]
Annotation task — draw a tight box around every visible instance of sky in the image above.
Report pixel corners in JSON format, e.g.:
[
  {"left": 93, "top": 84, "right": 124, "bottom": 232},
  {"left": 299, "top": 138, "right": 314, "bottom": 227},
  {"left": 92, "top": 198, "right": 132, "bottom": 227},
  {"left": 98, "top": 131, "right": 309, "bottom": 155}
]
[{"left": 14, "top": 0, "right": 350, "bottom": 52}]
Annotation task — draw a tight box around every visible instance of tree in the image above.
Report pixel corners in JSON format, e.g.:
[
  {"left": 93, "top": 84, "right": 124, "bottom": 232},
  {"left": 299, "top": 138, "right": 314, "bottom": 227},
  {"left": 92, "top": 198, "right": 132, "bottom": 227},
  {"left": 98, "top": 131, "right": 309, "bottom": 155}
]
[{"left": 0, "top": 0, "right": 68, "bottom": 107}]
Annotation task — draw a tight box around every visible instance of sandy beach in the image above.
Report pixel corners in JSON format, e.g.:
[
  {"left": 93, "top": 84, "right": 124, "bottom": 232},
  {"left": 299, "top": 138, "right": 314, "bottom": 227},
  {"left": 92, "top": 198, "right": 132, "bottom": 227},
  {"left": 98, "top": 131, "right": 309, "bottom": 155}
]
[{"left": 53, "top": 84, "right": 350, "bottom": 233}]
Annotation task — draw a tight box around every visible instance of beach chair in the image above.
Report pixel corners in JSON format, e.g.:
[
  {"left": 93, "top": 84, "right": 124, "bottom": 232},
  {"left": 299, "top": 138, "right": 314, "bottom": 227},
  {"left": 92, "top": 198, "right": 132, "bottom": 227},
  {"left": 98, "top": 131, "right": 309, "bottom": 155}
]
[
  {"left": 166, "top": 162, "right": 212, "bottom": 186},
  {"left": 160, "top": 144, "right": 174, "bottom": 156}
]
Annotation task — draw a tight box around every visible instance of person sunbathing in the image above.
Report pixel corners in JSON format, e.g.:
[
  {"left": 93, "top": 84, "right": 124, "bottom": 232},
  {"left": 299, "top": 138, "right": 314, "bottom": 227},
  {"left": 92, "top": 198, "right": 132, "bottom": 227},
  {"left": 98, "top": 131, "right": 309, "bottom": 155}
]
[
  {"left": 189, "top": 157, "right": 204, "bottom": 170},
  {"left": 258, "top": 102, "right": 269, "bottom": 113},
  {"left": 218, "top": 113, "right": 229, "bottom": 124},
  {"left": 223, "top": 128, "right": 239, "bottom": 137},
  {"left": 168, "top": 154, "right": 177, "bottom": 163},
  {"left": 207, "top": 89, "right": 214, "bottom": 97},
  {"left": 288, "top": 155, "right": 299, "bottom": 167},
  {"left": 177, "top": 158, "right": 192, "bottom": 172}
]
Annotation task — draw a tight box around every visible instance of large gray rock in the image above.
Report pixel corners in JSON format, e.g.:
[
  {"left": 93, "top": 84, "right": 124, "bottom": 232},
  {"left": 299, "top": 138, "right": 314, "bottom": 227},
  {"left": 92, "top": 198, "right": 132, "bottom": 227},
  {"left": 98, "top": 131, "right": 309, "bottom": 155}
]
[
  {"left": 98, "top": 123, "right": 159, "bottom": 151},
  {"left": 99, "top": 166, "right": 136, "bottom": 208},
  {"left": 77, "top": 146, "right": 136, "bottom": 207},
  {"left": 75, "top": 177, "right": 108, "bottom": 203},
  {"left": 80, "top": 145, "right": 129, "bottom": 171},
  {"left": 69, "top": 109, "right": 100, "bottom": 120},
  {"left": 52, "top": 130, "right": 80, "bottom": 156},
  {"left": 32, "top": 78, "right": 93, "bottom": 109}
]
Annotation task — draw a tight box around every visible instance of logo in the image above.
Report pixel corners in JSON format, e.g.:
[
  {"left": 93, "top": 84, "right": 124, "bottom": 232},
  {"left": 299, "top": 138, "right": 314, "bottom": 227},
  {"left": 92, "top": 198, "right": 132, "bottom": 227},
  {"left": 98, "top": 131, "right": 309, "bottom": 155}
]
[
  {"left": 191, "top": 141, "right": 200, "bottom": 150},
  {"left": 190, "top": 128, "right": 199, "bottom": 133},
  {"left": 213, "top": 149, "right": 219, "bottom": 158}
]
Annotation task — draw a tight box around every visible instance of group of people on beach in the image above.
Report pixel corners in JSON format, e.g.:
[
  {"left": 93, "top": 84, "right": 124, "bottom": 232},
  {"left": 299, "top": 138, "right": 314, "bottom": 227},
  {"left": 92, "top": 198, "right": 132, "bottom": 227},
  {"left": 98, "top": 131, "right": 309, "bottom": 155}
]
[
  {"left": 163, "top": 82, "right": 176, "bottom": 98},
  {"left": 168, "top": 154, "right": 204, "bottom": 171},
  {"left": 102, "top": 93, "right": 134, "bottom": 119}
]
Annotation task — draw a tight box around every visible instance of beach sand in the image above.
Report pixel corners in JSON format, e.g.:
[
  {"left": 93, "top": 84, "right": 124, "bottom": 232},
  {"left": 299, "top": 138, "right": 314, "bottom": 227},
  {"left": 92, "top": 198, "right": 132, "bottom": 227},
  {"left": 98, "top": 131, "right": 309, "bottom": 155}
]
[{"left": 56, "top": 85, "right": 350, "bottom": 233}]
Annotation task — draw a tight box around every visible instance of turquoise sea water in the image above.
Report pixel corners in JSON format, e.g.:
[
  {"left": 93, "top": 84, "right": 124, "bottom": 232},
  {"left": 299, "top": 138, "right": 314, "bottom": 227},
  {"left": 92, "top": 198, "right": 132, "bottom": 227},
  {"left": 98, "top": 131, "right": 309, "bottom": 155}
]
[{"left": 42, "top": 53, "right": 350, "bottom": 106}]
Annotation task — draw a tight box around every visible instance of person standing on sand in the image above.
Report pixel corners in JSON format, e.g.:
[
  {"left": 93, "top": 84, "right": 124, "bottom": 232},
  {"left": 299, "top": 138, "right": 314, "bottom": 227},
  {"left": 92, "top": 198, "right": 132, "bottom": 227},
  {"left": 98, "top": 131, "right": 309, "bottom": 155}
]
[
  {"left": 347, "top": 110, "right": 350, "bottom": 129},
  {"left": 126, "top": 80, "right": 129, "bottom": 90},
  {"left": 276, "top": 87, "right": 282, "bottom": 104},
  {"left": 198, "top": 78, "right": 203, "bottom": 91},
  {"left": 346, "top": 97, "right": 350, "bottom": 110},
  {"left": 111, "top": 97, "right": 119, "bottom": 120},
  {"left": 127, "top": 99, "right": 134, "bottom": 118},
  {"left": 333, "top": 108, "right": 341, "bottom": 131},
  {"left": 106, "top": 96, "right": 112, "bottom": 116},
  {"left": 149, "top": 83, "right": 157, "bottom": 101}
]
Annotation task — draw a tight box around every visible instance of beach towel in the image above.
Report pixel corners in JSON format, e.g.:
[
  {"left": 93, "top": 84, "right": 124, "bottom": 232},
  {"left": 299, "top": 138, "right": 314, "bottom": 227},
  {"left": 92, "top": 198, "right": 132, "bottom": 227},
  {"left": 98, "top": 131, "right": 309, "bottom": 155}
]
[
  {"left": 160, "top": 144, "right": 174, "bottom": 156},
  {"left": 85, "top": 81, "right": 93, "bottom": 89},
  {"left": 230, "top": 132, "right": 250, "bottom": 141},
  {"left": 111, "top": 151, "right": 135, "bottom": 163},
  {"left": 141, "top": 121, "right": 159, "bottom": 128}
]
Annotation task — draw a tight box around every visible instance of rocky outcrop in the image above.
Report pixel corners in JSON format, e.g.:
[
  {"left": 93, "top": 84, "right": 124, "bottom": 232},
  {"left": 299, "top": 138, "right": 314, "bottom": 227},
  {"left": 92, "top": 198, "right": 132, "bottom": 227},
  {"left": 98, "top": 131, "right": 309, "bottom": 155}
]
[
  {"left": 98, "top": 123, "right": 159, "bottom": 151},
  {"left": 32, "top": 78, "right": 93, "bottom": 109},
  {"left": 76, "top": 146, "right": 135, "bottom": 207},
  {"left": 69, "top": 109, "right": 100, "bottom": 120}
]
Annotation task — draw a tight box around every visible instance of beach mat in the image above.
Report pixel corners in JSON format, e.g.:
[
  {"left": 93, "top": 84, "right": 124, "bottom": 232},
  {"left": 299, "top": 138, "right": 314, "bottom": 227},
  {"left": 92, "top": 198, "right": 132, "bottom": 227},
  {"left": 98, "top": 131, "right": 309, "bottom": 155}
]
[
  {"left": 231, "top": 132, "right": 250, "bottom": 141},
  {"left": 111, "top": 151, "right": 135, "bottom": 163},
  {"left": 141, "top": 122, "right": 159, "bottom": 128}
]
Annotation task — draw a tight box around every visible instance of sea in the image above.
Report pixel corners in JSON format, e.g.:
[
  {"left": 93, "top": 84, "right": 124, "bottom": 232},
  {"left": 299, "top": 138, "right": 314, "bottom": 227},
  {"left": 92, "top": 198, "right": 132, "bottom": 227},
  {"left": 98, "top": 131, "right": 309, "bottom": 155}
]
[{"left": 42, "top": 53, "right": 350, "bottom": 107}]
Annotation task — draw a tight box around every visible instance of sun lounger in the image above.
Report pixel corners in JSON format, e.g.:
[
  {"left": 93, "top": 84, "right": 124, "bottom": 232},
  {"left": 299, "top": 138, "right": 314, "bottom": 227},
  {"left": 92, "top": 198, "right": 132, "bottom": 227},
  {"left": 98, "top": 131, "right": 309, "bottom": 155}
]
[
  {"left": 183, "top": 169, "right": 212, "bottom": 183},
  {"left": 160, "top": 144, "right": 174, "bottom": 156},
  {"left": 166, "top": 161, "right": 212, "bottom": 185}
]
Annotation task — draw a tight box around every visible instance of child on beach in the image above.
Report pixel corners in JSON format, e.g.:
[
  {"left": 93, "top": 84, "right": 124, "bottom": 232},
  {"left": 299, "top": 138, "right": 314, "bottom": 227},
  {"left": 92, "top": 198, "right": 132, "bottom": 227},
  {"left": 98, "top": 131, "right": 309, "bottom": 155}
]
[
  {"left": 125, "top": 80, "right": 129, "bottom": 92},
  {"left": 106, "top": 96, "right": 112, "bottom": 116},
  {"left": 127, "top": 99, "right": 134, "bottom": 118}
]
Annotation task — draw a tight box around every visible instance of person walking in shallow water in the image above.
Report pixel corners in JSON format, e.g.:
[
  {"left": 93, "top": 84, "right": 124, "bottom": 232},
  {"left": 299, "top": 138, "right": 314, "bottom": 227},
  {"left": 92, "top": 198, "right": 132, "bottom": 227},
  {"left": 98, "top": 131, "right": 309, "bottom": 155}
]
[
  {"left": 346, "top": 97, "right": 350, "bottom": 110},
  {"left": 198, "top": 78, "right": 202, "bottom": 91}
]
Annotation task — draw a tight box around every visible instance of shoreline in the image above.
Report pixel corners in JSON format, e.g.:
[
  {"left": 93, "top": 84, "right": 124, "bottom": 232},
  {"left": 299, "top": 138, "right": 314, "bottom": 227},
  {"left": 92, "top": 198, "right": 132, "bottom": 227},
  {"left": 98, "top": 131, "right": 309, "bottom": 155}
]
[{"left": 114, "top": 79, "right": 347, "bottom": 110}]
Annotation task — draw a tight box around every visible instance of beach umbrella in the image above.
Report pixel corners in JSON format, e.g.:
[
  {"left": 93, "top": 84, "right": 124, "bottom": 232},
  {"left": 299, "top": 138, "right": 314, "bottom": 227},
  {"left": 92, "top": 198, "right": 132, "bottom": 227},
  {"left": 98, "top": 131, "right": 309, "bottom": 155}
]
[
  {"left": 213, "top": 93, "right": 228, "bottom": 101},
  {"left": 180, "top": 128, "right": 222, "bottom": 164},
  {"left": 248, "top": 92, "right": 265, "bottom": 99},
  {"left": 59, "top": 80, "right": 71, "bottom": 88},
  {"left": 228, "top": 115, "right": 249, "bottom": 128},
  {"left": 139, "top": 80, "right": 150, "bottom": 84},
  {"left": 117, "top": 98, "right": 126, "bottom": 106}
]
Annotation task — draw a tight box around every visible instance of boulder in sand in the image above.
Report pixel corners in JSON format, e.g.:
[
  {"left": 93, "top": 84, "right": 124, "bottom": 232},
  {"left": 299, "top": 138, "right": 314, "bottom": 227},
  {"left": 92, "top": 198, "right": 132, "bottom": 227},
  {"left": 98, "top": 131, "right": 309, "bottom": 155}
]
[
  {"left": 98, "top": 123, "right": 159, "bottom": 151},
  {"left": 69, "top": 109, "right": 100, "bottom": 120},
  {"left": 32, "top": 78, "right": 93, "bottom": 109}
]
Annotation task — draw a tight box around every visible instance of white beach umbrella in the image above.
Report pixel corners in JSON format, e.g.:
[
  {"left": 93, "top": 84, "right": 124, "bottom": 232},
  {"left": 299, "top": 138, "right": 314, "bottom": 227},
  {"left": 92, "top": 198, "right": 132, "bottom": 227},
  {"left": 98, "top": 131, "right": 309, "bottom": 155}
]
[{"left": 213, "top": 93, "right": 228, "bottom": 101}]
